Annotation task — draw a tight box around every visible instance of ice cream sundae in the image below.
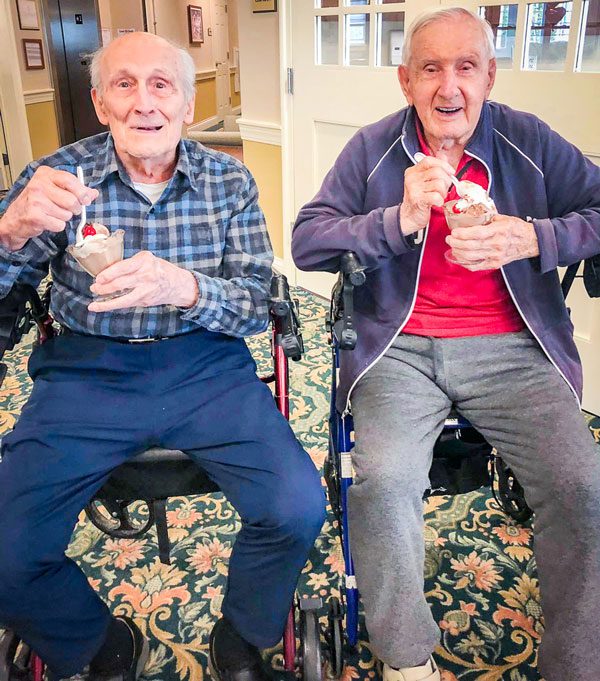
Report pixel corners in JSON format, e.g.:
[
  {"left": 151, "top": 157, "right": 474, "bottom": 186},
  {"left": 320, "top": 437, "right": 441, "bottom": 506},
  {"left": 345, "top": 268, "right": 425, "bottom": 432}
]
[
  {"left": 67, "top": 222, "right": 125, "bottom": 277},
  {"left": 443, "top": 181, "right": 497, "bottom": 229}
]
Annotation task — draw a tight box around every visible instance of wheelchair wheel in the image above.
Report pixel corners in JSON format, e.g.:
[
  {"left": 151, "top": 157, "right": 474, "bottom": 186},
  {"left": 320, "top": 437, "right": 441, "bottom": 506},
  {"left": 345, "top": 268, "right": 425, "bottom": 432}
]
[
  {"left": 85, "top": 498, "right": 155, "bottom": 538},
  {"left": 492, "top": 457, "right": 533, "bottom": 523},
  {"left": 326, "top": 597, "right": 344, "bottom": 679},
  {"left": 299, "top": 604, "right": 322, "bottom": 681}
]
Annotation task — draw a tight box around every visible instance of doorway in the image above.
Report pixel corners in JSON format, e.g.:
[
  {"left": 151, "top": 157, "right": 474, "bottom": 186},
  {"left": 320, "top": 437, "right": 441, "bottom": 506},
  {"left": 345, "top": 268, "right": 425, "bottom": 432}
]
[{"left": 42, "top": 0, "right": 106, "bottom": 144}]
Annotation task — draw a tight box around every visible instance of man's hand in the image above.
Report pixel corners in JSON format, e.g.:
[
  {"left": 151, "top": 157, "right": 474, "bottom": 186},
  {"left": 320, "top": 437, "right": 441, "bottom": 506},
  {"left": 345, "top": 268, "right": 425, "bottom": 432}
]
[
  {"left": 88, "top": 251, "right": 199, "bottom": 312},
  {"left": 399, "top": 156, "right": 456, "bottom": 235},
  {"left": 445, "top": 214, "right": 540, "bottom": 271},
  {"left": 0, "top": 166, "right": 98, "bottom": 251}
]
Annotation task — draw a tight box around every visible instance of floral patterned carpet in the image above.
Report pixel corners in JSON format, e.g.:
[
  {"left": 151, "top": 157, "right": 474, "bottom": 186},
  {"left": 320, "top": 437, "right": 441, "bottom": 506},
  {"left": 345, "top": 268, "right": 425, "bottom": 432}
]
[{"left": 0, "top": 288, "right": 598, "bottom": 681}]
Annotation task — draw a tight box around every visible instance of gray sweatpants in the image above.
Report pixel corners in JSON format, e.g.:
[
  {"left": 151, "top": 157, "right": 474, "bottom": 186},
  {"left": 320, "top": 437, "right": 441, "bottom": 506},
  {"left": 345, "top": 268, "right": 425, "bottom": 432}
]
[{"left": 349, "top": 330, "right": 600, "bottom": 681}]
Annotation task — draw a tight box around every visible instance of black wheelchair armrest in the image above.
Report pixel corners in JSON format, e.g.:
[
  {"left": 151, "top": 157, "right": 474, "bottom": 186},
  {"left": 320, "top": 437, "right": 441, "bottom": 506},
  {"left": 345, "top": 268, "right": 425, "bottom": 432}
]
[
  {"left": 269, "top": 272, "right": 304, "bottom": 361},
  {"left": 327, "top": 251, "right": 366, "bottom": 351},
  {"left": 561, "top": 255, "right": 600, "bottom": 302},
  {"left": 0, "top": 283, "right": 54, "bottom": 388}
]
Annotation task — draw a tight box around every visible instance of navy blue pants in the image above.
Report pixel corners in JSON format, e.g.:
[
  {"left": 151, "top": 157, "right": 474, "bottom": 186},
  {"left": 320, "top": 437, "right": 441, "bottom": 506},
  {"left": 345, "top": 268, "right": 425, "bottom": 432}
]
[{"left": 0, "top": 329, "right": 326, "bottom": 677}]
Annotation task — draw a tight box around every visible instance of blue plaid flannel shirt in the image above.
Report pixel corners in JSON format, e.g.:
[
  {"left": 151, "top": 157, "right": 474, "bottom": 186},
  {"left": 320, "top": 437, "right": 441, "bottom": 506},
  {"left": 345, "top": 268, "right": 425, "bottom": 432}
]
[{"left": 0, "top": 133, "right": 273, "bottom": 338}]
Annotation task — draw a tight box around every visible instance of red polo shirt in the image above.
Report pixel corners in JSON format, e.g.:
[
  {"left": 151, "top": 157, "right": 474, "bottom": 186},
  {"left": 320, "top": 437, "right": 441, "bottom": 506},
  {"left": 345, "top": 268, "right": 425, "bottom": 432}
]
[{"left": 402, "top": 127, "right": 524, "bottom": 338}]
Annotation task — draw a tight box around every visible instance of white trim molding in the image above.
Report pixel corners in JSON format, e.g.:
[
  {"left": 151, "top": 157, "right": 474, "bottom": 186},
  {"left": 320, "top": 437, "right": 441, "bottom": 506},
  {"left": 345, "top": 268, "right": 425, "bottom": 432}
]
[
  {"left": 237, "top": 119, "right": 282, "bottom": 146},
  {"left": 23, "top": 88, "right": 55, "bottom": 105},
  {"left": 187, "top": 115, "right": 222, "bottom": 133},
  {"left": 195, "top": 69, "right": 217, "bottom": 82}
]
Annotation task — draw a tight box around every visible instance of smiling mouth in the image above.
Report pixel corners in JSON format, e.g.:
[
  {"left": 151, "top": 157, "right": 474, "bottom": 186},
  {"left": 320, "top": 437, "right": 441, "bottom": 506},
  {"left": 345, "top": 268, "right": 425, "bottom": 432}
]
[
  {"left": 436, "top": 107, "right": 462, "bottom": 115},
  {"left": 133, "top": 125, "right": 164, "bottom": 132}
]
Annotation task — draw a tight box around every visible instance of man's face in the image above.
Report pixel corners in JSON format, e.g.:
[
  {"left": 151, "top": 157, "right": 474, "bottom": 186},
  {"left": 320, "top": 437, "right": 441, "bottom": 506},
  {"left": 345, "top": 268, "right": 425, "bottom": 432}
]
[
  {"left": 91, "top": 35, "right": 195, "bottom": 166},
  {"left": 398, "top": 17, "right": 496, "bottom": 150}
]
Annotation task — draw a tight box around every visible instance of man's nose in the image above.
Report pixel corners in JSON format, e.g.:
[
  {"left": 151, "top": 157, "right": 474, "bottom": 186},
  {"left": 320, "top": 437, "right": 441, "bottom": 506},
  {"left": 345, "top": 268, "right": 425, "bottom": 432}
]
[
  {"left": 133, "top": 85, "right": 156, "bottom": 113},
  {"left": 437, "top": 70, "right": 459, "bottom": 99}
]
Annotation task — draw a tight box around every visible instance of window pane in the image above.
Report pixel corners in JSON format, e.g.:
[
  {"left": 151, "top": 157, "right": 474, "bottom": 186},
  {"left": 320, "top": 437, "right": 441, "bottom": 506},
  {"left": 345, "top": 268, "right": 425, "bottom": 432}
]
[
  {"left": 345, "top": 13, "right": 370, "bottom": 65},
  {"left": 577, "top": 0, "right": 600, "bottom": 72},
  {"left": 479, "top": 4, "right": 518, "bottom": 68},
  {"left": 316, "top": 15, "right": 339, "bottom": 64},
  {"left": 524, "top": 1, "right": 573, "bottom": 71},
  {"left": 316, "top": 0, "right": 339, "bottom": 7},
  {"left": 376, "top": 12, "right": 405, "bottom": 66},
  {"left": 378, "top": 0, "right": 401, "bottom": 3},
  {"left": 346, "top": 0, "right": 369, "bottom": 5}
]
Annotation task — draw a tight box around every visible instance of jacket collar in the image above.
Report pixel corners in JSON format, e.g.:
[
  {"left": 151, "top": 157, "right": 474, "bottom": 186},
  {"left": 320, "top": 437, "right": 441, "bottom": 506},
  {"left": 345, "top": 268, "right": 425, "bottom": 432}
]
[{"left": 87, "top": 133, "right": 198, "bottom": 192}]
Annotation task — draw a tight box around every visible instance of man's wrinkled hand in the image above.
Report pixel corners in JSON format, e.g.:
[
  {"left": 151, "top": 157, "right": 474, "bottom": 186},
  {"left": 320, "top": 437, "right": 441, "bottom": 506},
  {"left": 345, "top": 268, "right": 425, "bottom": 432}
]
[
  {"left": 0, "top": 166, "right": 98, "bottom": 251},
  {"left": 399, "top": 156, "right": 455, "bottom": 236},
  {"left": 88, "top": 251, "right": 199, "bottom": 312},
  {"left": 445, "top": 214, "right": 540, "bottom": 271}
]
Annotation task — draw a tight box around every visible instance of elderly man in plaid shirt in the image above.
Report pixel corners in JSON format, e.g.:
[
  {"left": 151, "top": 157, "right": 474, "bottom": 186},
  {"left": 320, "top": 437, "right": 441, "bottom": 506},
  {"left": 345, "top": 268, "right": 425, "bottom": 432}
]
[{"left": 0, "top": 32, "right": 325, "bottom": 681}]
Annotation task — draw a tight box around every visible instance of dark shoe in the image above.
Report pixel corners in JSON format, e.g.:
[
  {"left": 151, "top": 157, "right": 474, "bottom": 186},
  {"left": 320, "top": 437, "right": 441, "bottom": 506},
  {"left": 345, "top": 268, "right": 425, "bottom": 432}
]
[
  {"left": 208, "top": 618, "right": 273, "bottom": 681},
  {"left": 88, "top": 617, "right": 149, "bottom": 681}
]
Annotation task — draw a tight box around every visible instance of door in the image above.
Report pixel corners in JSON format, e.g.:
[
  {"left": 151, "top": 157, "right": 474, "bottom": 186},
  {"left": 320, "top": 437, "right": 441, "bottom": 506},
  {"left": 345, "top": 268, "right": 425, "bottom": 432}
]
[
  {"left": 289, "top": 0, "right": 417, "bottom": 298},
  {"left": 44, "top": 0, "right": 105, "bottom": 143},
  {"left": 288, "top": 0, "right": 600, "bottom": 414},
  {"left": 0, "top": 109, "right": 11, "bottom": 192},
  {"left": 214, "top": 0, "right": 231, "bottom": 120}
]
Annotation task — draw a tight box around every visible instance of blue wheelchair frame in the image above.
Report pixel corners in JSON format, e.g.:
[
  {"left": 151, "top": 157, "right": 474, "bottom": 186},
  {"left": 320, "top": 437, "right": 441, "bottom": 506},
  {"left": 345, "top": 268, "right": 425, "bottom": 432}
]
[{"left": 324, "top": 251, "right": 596, "bottom": 653}]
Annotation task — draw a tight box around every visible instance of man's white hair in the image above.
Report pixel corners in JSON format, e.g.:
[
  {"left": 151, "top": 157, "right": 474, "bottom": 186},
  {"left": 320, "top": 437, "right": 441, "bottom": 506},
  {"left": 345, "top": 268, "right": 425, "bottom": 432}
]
[
  {"left": 402, "top": 7, "right": 495, "bottom": 66},
  {"left": 89, "top": 33, "right": 196, "bottom": 103}
]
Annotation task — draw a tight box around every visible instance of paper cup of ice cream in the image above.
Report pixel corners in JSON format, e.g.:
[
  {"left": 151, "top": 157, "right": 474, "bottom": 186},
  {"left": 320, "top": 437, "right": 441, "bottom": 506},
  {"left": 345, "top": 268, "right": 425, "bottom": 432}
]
[
  {"left": 443, "top": 200, "right": 496, "bottom": 230},
  {"left": 68, "top": 226, "right": 125, "bottom": 277}
]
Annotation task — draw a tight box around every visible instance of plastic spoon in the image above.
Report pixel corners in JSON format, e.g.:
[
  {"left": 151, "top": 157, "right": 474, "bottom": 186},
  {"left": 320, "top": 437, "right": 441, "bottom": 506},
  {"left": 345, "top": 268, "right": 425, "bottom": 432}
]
[
  {"left": 76, "top": 166, "right": 86, "bottom": 243},
  {"left": 413, "top": 152, "right": 466, "bottom": 197}
]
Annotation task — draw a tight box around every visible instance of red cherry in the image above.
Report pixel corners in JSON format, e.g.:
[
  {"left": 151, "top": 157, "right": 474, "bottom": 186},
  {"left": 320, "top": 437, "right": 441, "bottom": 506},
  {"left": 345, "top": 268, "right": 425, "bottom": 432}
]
[
  {"left": 452, "top": 203, "right": 462, "bottom": 214},
  {"left": 82, "top": 223, "right": 97, "bottom": 237}
]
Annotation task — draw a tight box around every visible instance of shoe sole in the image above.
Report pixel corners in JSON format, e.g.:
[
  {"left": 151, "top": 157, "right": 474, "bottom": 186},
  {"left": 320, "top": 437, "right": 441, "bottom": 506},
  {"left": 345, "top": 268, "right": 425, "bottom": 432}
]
[
  {"left": 133, "top": 634, "right": 150, "bottom": 680},
  {"left": 207, "top": 633, "right": 222, "bottom": 681}
]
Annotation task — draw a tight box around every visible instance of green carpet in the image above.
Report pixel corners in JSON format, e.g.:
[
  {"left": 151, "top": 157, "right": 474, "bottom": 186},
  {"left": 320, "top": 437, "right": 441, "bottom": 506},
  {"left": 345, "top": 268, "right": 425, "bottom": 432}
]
[{"left": 0, "top": 288, "right": 598, "bottom": 681}]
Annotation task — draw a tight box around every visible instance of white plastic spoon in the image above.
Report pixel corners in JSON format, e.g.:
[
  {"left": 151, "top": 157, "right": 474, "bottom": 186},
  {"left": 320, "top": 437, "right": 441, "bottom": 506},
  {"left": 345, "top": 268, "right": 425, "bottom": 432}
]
[
  {"left": 76, "top": 166, "right": 86, "bottom": 243},
  {"left": 413, "top": 151, "right": 465, "bottom": 196}
]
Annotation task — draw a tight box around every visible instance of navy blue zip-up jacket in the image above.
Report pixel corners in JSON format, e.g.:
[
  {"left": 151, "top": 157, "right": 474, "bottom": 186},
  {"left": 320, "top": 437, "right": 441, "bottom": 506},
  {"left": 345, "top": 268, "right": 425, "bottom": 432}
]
[{"left": 292, "top": 102, "right": 600, "bottom": 412}]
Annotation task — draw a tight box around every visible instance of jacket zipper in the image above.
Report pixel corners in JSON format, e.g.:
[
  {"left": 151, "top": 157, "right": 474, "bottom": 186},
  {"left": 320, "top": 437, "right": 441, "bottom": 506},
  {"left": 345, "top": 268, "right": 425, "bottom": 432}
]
[{"left": 343, "top": 145, "right": 581, "bottom": 414}]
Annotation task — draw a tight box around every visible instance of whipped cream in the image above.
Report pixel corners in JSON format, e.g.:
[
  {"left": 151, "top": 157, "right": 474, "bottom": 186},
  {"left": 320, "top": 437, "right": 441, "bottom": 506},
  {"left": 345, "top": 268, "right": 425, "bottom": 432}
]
[
  {"left": 74, "top": 223, "right": 111, "bottom": 256},
  {"left": 455, "top": 181, "right": 496, "bottom": 213}
]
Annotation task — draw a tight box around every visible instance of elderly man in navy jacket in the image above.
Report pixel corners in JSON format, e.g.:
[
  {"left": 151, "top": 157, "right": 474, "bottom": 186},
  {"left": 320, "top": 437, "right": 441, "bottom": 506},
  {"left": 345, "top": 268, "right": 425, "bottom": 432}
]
[{"left": 293, "top": 7, "right": 600, "bottom": 681}]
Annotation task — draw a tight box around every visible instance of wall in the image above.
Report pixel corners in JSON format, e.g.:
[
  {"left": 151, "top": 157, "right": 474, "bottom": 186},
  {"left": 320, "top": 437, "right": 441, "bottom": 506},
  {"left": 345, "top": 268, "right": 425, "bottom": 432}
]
[
  {"left": 8, "top": 0, "right": 60, "bottom": 159},
  {"left": 236, "top": 2, "right": 283, "bottom": 258}
]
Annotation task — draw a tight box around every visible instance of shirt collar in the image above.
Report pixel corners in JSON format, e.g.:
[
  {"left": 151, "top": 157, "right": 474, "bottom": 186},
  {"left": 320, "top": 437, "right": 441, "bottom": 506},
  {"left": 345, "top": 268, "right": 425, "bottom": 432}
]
[{"left": 87, "top": 133, "right": 198, "bottom": 192}]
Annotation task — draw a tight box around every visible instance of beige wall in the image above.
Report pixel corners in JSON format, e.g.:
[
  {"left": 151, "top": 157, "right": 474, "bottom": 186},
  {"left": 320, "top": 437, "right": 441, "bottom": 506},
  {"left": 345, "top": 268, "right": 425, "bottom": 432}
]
[
  {"left": 230, "top": 72, "right": 240, "bottom": 109},
  {"left": 26, "top": 99, "right": 60, "bottom": 159},
  {"left": 98, "top": 0, "right": 145, "bottom": 39},
  {"left": 194, "top": 76, "right": 217, "bottom": 123},
  {"left": 9, "top": 0, "right": 52, "bottom": 92},
  {"left": 243, "top": 140, "right": 283, "bottom": 259},
  {"left": 236, "top": 1, "right": 279, "bottom": 125}
]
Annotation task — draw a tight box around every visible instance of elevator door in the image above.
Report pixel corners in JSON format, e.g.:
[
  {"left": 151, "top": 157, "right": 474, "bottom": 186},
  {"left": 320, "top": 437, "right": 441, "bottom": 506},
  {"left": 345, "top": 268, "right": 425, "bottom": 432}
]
[{"left": 45, "top": 0, "right": 105, "bottom": 143}]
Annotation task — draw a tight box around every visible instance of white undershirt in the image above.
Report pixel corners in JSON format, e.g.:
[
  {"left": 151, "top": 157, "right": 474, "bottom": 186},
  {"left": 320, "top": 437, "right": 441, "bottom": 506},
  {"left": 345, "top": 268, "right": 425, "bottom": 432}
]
[{"left": 132, "top": 179, "right": 170, "bottom": 205}]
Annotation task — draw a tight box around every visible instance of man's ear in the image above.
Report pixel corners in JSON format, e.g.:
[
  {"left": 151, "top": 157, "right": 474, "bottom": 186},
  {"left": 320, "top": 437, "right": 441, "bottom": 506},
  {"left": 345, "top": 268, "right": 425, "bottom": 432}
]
[
  {"left": 91, "top": 88, "right": 109, "bottom": 125},
  {"left": 184, "top": 96, "right": 195, "bottom": 126},
  {"left": 397, "top": 65, "right": 413, "bottom": 105},
  {"left": 485, "top": 58, "right": 497, "bottom": 97}
]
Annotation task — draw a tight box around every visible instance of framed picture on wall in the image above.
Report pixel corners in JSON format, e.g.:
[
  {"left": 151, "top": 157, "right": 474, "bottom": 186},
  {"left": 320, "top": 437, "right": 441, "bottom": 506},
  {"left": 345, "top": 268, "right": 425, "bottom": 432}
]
[
  {"left": 22, "top": 38, "right": 44, "bottom": 69},
  {"left": 252, "top": 0, "right": 277, "bottom": 13},
  {"left": 187, "top": 5, "right": 204, "bottom": 45},
  {"left": 16, "top": 0, "right": 40, "bottom": 30}
]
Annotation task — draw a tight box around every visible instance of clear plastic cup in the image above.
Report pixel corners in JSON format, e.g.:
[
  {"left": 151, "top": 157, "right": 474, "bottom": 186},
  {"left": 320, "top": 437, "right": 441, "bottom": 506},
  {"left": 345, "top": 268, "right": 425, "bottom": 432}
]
[
  {"left": 67, "top": 229, "right": 129, "bottom": 301},
  {"left": 443, "top": 200, "right": 495, "bottom": 266}
]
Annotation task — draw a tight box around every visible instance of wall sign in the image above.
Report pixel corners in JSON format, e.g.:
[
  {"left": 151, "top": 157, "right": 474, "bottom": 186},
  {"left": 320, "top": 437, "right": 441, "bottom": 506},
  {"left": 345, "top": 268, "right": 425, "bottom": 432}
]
[{"left": 252, "top": 0, "right": 277, "bottom": 13}]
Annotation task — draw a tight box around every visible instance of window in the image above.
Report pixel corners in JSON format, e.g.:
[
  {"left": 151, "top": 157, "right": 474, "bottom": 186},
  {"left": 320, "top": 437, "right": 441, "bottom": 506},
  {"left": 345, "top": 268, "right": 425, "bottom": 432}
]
[
  {"left": 523, "top": 1, "right": 573, "bottom": 71},
  {"left": 479, "top": 4, "right": 518, "bottom": 68},
  {"left": 576, "top": 0, "right": 600, "bottom": 72},
  {"left": 316, "top": 15, "right": 339, "bottom": 65},
  {"left": 345, "top": 13, "right": 370, "bottom": 65},
  {"left": 376, "top": 11, "right": 404, "bottom": 66}
]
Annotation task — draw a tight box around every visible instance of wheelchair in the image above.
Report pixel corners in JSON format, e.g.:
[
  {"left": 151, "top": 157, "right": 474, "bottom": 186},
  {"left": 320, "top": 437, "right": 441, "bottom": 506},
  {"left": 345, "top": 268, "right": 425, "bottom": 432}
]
[
  {"left": 0, "top": 274, "right": 324, "bottom": 681},
  {"left": 322, "top": 251, "right": 600, "bottom": 671}
]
